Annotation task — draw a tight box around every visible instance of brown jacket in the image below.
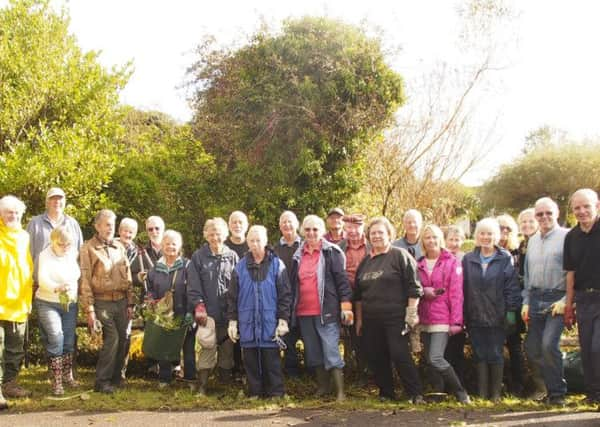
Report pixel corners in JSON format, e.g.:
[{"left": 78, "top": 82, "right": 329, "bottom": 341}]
[{"left": 79, "top": 235, "right": 134, "bottom": 311}]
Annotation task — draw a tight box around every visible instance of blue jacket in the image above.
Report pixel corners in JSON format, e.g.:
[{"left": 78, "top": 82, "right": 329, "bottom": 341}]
[
  {"left": 462, "top": 247, "right": 521, "bottom": 328},
  {"left": 290, "top": 239, "right": 352, "bottom": 326}
]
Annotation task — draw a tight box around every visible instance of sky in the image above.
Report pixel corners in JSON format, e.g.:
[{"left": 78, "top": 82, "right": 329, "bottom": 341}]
[{"left": 12, "top": 1, "right": 600, "bottom": 184}]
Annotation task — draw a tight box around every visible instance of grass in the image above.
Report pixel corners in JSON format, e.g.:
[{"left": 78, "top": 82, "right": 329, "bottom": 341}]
[{"left": 5, "top": 365, "right": 598, "bottom": 414}]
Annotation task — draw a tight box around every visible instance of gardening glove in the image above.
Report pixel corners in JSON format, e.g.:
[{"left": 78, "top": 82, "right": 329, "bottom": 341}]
[
  {"left": 184, "top": 313, "right": 194, "bottom": 325},
  {"left": 422, "top": 287, "right": 437, "bottom": 301},
  {"left": 405, "top": 306, "right": 419, "bottom": 328},
  {"left": 449, "top": 325, "right": 463, "bottom": 336},
  {"left": 505, "top": 311, "right": 517, "bottom": 326},
  {"left": 340, "top": 301, "right": 354, "bottom": 326},
  {"left": 194, "top": 303, "right": 208, "bottom": 326},
  {"left": 227, "top": 320, "right": 239, "bottom": 343},
  {"left": 275, "top": 319, "right": 289, "bottom": 338},
  {"left": 137, "top": 271, "right": 148, "bottom": 283},
  {"left": 521, "top": 304, "right": 529, "bottom": 324},
  {"left": 564, "top": 304, "right": 576, "bottom": 330},
  {"left": 551, "top": 301, "right": 566, "bottom": 316}
]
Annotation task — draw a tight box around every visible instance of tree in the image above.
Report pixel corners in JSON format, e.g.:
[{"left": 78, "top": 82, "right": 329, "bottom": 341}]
[
  {"left": 187, "top": 17, "right": 404, "bottom": 228},
  {"left": 0, "top": 0, "right": 130, "bottom": 226}
]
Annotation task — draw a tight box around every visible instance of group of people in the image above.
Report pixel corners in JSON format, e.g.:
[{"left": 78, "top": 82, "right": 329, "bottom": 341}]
[{"left": 1, "top": 186, "right": 600, "bottom": 410}]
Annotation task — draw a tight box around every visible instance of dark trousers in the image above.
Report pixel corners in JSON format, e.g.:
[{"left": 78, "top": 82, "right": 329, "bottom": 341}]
[
  {"left": 283, "top": 326, "right": 301, "bottom": 376},
  {"left": 242, "top": 347, "right": 284, "bottom": 397},
  {"left": 576, "top": 291, "right": 600, "bottom": 398},
  {"left": 0, "top": 320, "right": 26, "bottom": 383},
  {"left": 95, "top": 299, "right": 128, "bottom": 386},
  {"left": 505, "top": 321, "right": 525, "bottom": 393},
  {"left": 363, "top": 317, "right": 422, "bottom": 398},
  {"left": 445, "top": 332, "right": 466, "bottom": 384}
]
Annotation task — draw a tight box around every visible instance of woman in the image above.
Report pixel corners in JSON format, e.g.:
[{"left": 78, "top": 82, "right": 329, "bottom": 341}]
[
  {"left": 463, "top": 218, "right": 521, "bottom": 401},
  {"left": 497, "top": 213, "right": 526, "bottom": 396},
  {"left": 187, "top": 218, "right": 238, "bottom": 395},
  {"left": 146, "top": 230, "right": 194, "bottom": 388},
  {"left": 517, "top": 208, "right": 538, "bottom": 278},
  {"left": 35, "top": 226, "right": 80, "bottom": 395},
  {"left": 417, "top": 225, "right": 469, "bottom": 403},
  {"left": 227, "top": 225, "right": 292, "bottom": 398},
  {"left": 445, "top": 225, "right": 466, "bottom": 261},
  {"left": 290, "top": 215, "right": 353, "bottom": 401},
  {"left": 354, "top": 217, "right": 424, "bottom": 403}
]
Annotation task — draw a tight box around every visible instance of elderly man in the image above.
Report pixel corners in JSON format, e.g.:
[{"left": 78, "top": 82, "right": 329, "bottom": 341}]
[
  {"left": 564, "top": 188, "right": 600, "bottom": 404},
  {"left": 273, "top": 210, "right": 302, "bottom": 376},
  {"left": 26, "top": 187, "right": 83, "bottom": 285},
  {"left": 144, "top": 216, "right": 165, "bottom": 265},
  {"left": 80, "top": 209, "right": 134, "bottom": 394},
  {"left": 392, "top": 209, "right": 423, "bottom": 260},
  {"left": 324, "top": 208, "right": 346, "bottom": 244},
  {"left": 0, "top": 196, "right": 33, "bottom": 409},
  {"left": 522, "top": 197, "right": 568, "bottom": 405},
  {"left": 225, "top": 211, "right": 249, "bottom": 260}
]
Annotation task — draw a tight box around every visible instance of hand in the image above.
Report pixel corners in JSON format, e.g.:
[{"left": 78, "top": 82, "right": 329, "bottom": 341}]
[
  {"left": 405, "top": 306, "right": 419, "bottom": 328},
  {"left": 551, "top": 301, "right": 566, "bottom": 316},
  {"left": 137, "top": 271, "right": 148, "bottom": 283},
  {"left": 275, "top": 319, "right": 289, "bottom": 337},
  {"left": 87, "top": 311, "right": 97, "bottom": 332},
  {"left": 564, "top": 304, "right": 576, "bottom": 330},
  {"left": 422, "top": 287, "right": 437, "bottom": 301},
  {"left": 127, "top": 306, "right": 134, "bottom": 320},
  {"left": 355, "top": 318, "right": 362, "bottom": 336},
  {"left": 227, "top": 320, "right": 239, "bottom": 343},
  {"left": 194, "top": 303, "right": 208, "bottom": 326},
  {"left": 55, "top": 284, "right": 69, "bottom": 293},
  {"left": 340, "top": 301, "right": 354, "bottom": 326},
  {"left": 449, "top": 325, "right": 463, "bottom": 336},
  {"left": 521, "top": 304, "right": 529, "bottom": 324}
]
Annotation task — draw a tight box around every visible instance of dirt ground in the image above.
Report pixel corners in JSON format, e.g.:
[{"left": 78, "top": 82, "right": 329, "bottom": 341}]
[{"left": 3, "top": 408, "right": 600, "bottom": 427}]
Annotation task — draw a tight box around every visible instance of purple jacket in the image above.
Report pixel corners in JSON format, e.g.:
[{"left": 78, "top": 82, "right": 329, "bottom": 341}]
[{"left": 417, "top": 249, "right": 463, "bottom": 327}]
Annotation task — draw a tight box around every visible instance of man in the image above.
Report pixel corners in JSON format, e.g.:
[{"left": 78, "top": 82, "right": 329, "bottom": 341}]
[
  {"left": 564, "top": 188, "right": 600, "bottom": 404},
  {"left": 80, "top": 209, "right": 134, "bottom": 393},
  {"left": 0, "top": 195, "right": 33, "bottom": 409},
  {"left": 224, "top": 211, "right": 249, "bottom": 259},
  {"left": 144, "top": 216, "right": 165, "bottom": 265},
  {"left": 522, "top": 197, "right": 568, "bottom": 405},
  {"left": 324, "top": 207, "right": 345, "bottom": 244},
  {"left": 273, "top": 210, "right": 302, "bottom": 377},
  {"left": 26, "top": 187, "right": 84, "bottom": 285},
  {"left": 392, "top": 209, "right": 423, "bottom": 260},
  {"left": 338, "top": 214, "right": 370, "bottom": 384}
]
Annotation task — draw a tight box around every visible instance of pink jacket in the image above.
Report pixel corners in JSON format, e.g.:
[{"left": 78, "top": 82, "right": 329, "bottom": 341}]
[{"left": 417, "top": 249, "right": 463, "bottom": 326}]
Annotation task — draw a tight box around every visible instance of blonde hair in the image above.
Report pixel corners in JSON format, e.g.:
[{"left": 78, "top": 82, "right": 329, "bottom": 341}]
[
  {"left": 420, "top": 224, "right": 446, "bottom": 253},
  {"left": 366, "top": 216, "right": 396, "bottom": 243},
  {"left": 474, "top": 218, "right": 501, "bottom": 247},
  {"left": 517, "top": 208, "right": 535, "bottom": 225},
  {"left": 203, "top": 217, "right": 229, "bottom": 239},
  {"left": 50, "top": 226, "right": 73, "bottom": 246},
  {"left": 496, "top": 214, "right": 519, "bottom": 250}
]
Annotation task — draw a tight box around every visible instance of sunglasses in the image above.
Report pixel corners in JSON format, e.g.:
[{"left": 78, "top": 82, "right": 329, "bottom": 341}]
[
  {"left": 535, "top": 211, "right": 554, "bottom": 218},
  {"left": 147, "top": 227, "right": 161, "bottom": 232}
]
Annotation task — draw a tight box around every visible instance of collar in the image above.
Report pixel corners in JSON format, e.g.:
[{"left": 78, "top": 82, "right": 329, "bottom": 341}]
[
  {"left": 347, "top": 235, "right": 367, "bottom": 249},
  {"left": 302, "top": 240, "right": 322, "bottom": 255},
  {"left": 279, "top": 235, "right": 301, "bottom": 247},
  {"left": 155, "top": 256, "right": 184, "bottom": 274},
  {"left": 93, "top": 235, "right": 117, "bottom": 249}
]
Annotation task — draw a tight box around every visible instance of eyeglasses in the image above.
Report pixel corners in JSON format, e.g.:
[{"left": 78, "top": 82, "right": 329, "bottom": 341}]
[
  {"left": 304, "top": 227, "right": 319, "bottom": 232},
  {"left": 147, "top": 227, "right": 161, "bottom": 232},
  {"left": 535, "top": 211, "right": 554, "bottom": 218}
]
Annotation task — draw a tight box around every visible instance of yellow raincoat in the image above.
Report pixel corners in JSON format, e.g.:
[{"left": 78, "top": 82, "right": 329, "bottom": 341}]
[{"left": 0, "top": 219, "right": 33, "bottom": 322}]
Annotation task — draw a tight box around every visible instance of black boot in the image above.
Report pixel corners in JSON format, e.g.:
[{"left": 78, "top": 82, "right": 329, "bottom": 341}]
[
  {"left": 440, "top": 367, "right": 470, "bottom": 404},
  {"left": 331, "top": 368, "right": 345, "bottom": 402},
  {"left": 315, "top": 366, "right": 331, "bottom": 397},
  {"left": 476, "top": 363, "right": 489, "bottom": 399},
  {"left": 489, "top": 363, "right": 504, "bottom": 402}
]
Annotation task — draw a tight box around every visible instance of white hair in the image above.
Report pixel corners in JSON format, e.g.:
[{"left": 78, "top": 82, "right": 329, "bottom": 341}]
[
  {"left": 300, "top": 215, "right": 326, "bottom": 238},
  {"left": 119, "top": 217, "right": 138, "bottom": 233},
  {"left": 145, "top": 215, "right": 165, "bottom": 230},
  {"left": 474, "top": 217, "right": 501, "bottom": 247},
  {"left": 0, "top": 195, "right": 26, "bottom": 215},
  {"left": 247, "top": 225, "right": 268, "bottom": 245}
]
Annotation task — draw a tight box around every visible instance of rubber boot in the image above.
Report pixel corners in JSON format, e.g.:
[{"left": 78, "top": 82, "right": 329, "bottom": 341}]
[
  {"left": 331, "top": 368, "right": 345, "bottom": 402},
  {"left": 315, "top": 366, "right": 331, "bottom": 397},
  {"left": 196, "top": 369, "right": 210, "bottom": 396},
  {"left": 476, "top": 363, "right": 489, "bottom": 399},
  {"left": 489, "top": 363, "right": 504, "bottom": 402},
  {"left": 440, "top": 367, "right": 470, "bottom": 404},
  {"left": 527, "top": 363, "right": 547, "bottom": 401},
  {"left": 49, "top": 356, "right": 64, "bottom": 396},
  {"left": 62, "top": 352, "right": 79, "bottom": 388},
  {"left": 0, "top": 386, "right": 8, "bottom": 411}
]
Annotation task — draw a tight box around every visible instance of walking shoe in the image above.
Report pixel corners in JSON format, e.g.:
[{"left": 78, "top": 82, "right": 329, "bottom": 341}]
[
  {"left": 526, "top": 390, "right": 547, "bottom": 402},
  {"left": 94, "top": 383, "right": 115, "bottom": 394},
  {"left": 158, "top": 382, "right": 169, "bottom": 390},
  {"left": 546, "top": 395, "right": 566, "bottom": 406},
  {"left": 2, "top": 380, "right": 32, "bottom": 398}
]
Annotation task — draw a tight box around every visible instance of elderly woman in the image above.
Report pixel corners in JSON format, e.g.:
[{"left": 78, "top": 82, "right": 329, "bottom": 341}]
[
  {"left": 146, "top": 230, "right": 194, "bottom": 388},
  {"left": 227, "top": 225, "right": 292, "bottom": 398},
  {"left": 290, "top": 215, "right": 352, "bottom": 401},
  {"left": 463, "top": 218, "right": 521, "bottom": 401},
  {"left": 35, "top": 226, "right": 80, "bottom": 395},
  {"left": 355, "top": 217, "right": 424, "bottom": 403},
  {"left": 417, "top": 225, "right": 469, "bottom": 403},
  {"left": 445, "top": 225, "right": 466, "bottom": 261},
  {"left": 187, "top": 218, "right": 238, "bottom": 394}
]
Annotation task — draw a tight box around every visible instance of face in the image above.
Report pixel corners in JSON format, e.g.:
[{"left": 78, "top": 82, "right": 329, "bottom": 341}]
[
  {"left": 534, "top": 203, "right": 557, "bottom": 234},
  {"left": 229, "top": 213, "right": 248, "bottom": 238},
  {"left": 161, "top": 236, "right": 181, "bottom": 258},
  {"left": 326, "top": 214, "right": 343, "bottom": 233},
  {"left": 279, "top": 214, "right": 297, "bottom": 238},
  {"left": 146, "top": 220, "right": 163, "bottom": 244},
  {"left": 344, "top": 221, "right": 364, "bottom": 241},
  {"left": 572, "top": 193, "right": 599, "bottom": 227},
  {"left": 206, "top": 226, "right": 225, "bottom": 248},
  {"left": 46, "top": 196, "right": 65, "bottom": 214},
  {"left": 303, "top": 222, "right": 323, "bottom": 246},
  {"left": 519, "top": 213, "right": 538, "bottom": 237},
  {"left": 498, "top": 222, "right": 512, "bottom": 246},
  {"left": 446, "top": 233, "right": 463, "bottom": 253},
  {"left": 476, "top": 228, "right": 495, "bottom": 250},
  {"left": 403, "top": 214, "right": 421, "bottom": 238},
  {"left": 119, "top": 225, "right": 137, "bottom": 246},
  {"left": 369, "top": 223, "right": 390, "bottom": 250},
  {"left": 51, "top": 239, "right": 71, "bottom": 257},
  {"left": 0, "top": 207, "right": 21, "bottom": 228},
  {"left": 422, "top": 229, "right": 441, "bottom": 254},
  {"left": 247, "top": 231, "right": 267, "bottom": 255},
  {"left": 95, "top": 216, "right": 115, "bottom": 241}
]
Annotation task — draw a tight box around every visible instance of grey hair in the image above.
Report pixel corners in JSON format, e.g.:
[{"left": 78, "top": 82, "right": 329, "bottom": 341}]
[
  {"left": 0, "top": 195, "right": 26, "bottom": 215},
  {"left": 94, "top": 209, "right": 116, "bottom": 224},
  {"left": 203, "top": 217, "right": 229, "bottom": 239},
  {"left": 474, "top": 217, "right": 501, "bottom": 246},
  {"left": 403, "top": 209, "right": 423, "bottom": 225},
  {"left": 145, "top": 215, "right": 165, "bottom": 230},
  {"left": 300, "top": 215, "right": 326, "bottom": 238},
  {"left": 247, "top": 225, "right": 268, "bottom": 244},
  {"left": 162, "top": 229, "right": 183, "bottom": 249},
  {"left": 534, "top": 197, "right": 559, "bottom": 214},
  {"left": 279, "top": 210, "right": 299, "bottom": 229},
  {"left": 119, "top": 217, "right": 138, "bottom": 233}
]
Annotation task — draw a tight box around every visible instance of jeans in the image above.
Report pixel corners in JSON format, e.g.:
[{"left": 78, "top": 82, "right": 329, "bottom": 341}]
[
  {"left": 525, "top": 289, "right": 566, "bottom": 397},
  {"left": 575, "top": 290, "right": 600, "bottom": 398},
  {"left": 422, "top": 331, "right": 451, "bottom": 370},
  {"left": 469, "top": 326, "right": 505, "bottom": 364},
  {"left": 0, "top": 320, "right": 26, "bottom": 383},
  {"left": 298, "top": 316, "right": 344, "bottom": 370},
  {"left": 35, "top": 298, "right": 78, "bottom": 357}
]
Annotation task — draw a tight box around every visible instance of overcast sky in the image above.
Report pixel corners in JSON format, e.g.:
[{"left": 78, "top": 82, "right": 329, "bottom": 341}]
[{"left": 10, "top": 0, "right": 600, "bottom": 184}]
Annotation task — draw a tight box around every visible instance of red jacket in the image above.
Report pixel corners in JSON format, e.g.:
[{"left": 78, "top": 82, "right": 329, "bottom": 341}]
[{"left": 417, "top": 249, "right": 463, "bottom": 327}]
